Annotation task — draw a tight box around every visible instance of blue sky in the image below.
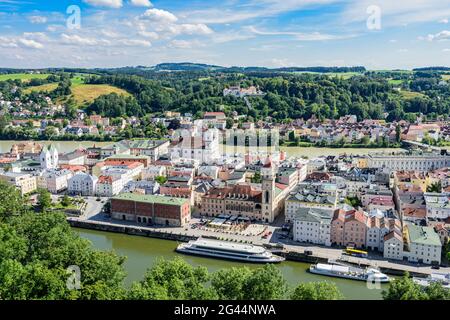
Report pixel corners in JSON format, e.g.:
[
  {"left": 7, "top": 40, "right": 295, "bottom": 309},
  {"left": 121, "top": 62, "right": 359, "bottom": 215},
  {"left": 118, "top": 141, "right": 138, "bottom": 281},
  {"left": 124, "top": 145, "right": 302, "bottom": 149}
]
[{"left": 0, "top": 0, "right": 449, "bottom": 69}]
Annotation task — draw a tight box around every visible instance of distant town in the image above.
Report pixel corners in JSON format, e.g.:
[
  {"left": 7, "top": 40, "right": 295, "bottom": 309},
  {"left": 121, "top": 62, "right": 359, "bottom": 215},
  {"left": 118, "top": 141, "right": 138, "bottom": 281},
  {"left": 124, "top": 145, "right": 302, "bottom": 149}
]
[{"left": 0, "top": 107, "right": 449, "bottom": 272}]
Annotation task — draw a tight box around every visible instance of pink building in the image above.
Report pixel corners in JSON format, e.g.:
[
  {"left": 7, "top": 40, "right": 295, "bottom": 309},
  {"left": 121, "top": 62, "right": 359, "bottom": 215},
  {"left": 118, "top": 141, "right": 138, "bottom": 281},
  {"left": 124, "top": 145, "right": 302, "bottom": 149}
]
[{"left": 331, "top": 209, "right": 368, "bottom": 248}]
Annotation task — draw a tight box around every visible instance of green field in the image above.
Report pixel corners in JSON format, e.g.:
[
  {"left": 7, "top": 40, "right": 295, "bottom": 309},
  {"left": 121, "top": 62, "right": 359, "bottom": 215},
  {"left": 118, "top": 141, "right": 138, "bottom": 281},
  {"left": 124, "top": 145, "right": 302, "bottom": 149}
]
[
  {"left": 0, "top": 73, "right": 51, "bottom": 82},
  {"left": 442, "top": 74, "right": 450, "bottom": 81},
  {"left": 291, "top": 71, "right": 361, "bottom": 79},
  {"left": 398, "top": 90, "right": 425, "bottom": 99},
  {"left": 24, "top": 74, "right": 131, "bottom": 106},
  {"left": 388, "top": 79, "right": 404, "bottom": 85}
]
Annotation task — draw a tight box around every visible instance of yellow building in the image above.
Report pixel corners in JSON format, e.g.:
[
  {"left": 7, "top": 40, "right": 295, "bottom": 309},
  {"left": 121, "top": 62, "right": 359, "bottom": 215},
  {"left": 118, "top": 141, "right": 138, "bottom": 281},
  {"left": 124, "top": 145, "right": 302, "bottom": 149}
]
[{"left": 0, "top": 172, "right": 37, "bottom": 195}]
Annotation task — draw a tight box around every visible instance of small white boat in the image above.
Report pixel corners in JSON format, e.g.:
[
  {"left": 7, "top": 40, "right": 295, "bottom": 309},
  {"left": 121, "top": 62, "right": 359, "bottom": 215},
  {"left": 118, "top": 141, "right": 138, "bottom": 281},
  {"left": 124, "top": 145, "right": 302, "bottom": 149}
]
[
  {"left": 309, "top": 263, "right": 391, "bottom": 283},
  {"left": 413, "top": 273, "right": 450, "bottom": 289},
  {"left": 176, "top": 238, "right": 285, "bottom": 263}
]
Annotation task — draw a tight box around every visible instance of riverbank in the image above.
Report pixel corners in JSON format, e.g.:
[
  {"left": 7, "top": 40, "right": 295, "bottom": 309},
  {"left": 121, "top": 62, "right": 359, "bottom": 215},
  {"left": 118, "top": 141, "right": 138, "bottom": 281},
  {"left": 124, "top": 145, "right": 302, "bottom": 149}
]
[
  {"left": 68, "top": 217, "right": 445, "bottom": 278},
  {"left": 75, "top": 227, "right": 387, "bottom": 300}
]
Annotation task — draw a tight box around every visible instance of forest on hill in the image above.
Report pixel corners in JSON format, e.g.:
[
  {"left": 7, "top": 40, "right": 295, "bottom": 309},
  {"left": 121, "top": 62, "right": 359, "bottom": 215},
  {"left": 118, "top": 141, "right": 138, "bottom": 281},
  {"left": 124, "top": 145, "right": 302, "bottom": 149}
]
[{"left": 1, "top": 66, "right": 450, "bottom": 123}]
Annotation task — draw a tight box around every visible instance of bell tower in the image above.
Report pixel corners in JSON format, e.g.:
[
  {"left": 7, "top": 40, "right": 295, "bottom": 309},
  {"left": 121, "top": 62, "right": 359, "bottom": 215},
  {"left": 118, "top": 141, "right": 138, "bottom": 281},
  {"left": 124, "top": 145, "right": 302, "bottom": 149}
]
[{"left": 261, "top": 156, "right": 275, "bottom": 223}]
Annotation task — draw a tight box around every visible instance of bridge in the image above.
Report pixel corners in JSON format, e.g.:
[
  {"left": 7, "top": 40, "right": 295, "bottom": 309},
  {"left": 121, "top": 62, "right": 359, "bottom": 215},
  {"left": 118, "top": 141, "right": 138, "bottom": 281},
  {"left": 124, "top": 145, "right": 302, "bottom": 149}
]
[{"left": 403, "top": 140, "right": 446, "bottom": 153}]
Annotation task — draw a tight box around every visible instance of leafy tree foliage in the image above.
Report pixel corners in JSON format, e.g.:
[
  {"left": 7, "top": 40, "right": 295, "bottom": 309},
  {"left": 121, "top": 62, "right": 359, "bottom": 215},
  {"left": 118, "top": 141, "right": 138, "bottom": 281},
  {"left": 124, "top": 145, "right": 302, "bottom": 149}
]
[
  {"left": 290, "top": 281, "right": 344, "bottom": 300},
  {"left": 382, "top": 273, "right": 449, "bottom": 300},
  {"left": 128, "top": 257, "right": 216, "bottom": 300}
]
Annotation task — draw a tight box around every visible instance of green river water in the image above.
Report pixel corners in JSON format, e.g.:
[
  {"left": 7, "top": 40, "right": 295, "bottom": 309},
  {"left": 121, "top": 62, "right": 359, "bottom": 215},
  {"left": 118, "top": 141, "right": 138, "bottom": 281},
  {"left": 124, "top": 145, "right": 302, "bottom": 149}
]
[{"left": 76, "top": 228, "right": 387, "bottom": 300}]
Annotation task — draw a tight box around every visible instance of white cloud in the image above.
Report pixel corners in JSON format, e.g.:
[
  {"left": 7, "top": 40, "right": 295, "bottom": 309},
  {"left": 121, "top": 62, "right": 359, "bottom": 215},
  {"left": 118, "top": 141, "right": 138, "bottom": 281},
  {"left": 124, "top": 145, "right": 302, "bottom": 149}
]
[
  {"left": 443, "top": 48, "right": 450, "bottom": 52},
  {"left": 342, "top": 0, "right": 450, "bottom": 27},
  {"left": 18, "top": 38, "right": 44, "bottom": 49},
  {"left": 61, "top": 33, "right": 110, "bottom": 46},
  {"left": 23, "top": 32, "right": 49, "bottom": 42},
  {"left": 171, "top": 24, "right": 213, "bottom": 35},
  {"left": 439, "top": 18, "right": 449, "bottom": 24},
  {"left": 246, "top": 26, "right": 354, "bottom": 41},
  {"left": 83, "top": 0, "right": 123, "bottom": 8},
  {"left": 130, "top": 0, "right": 152, "bottom": 7},
  {"left": 100, "top": 29, "right": 122, "bottom": 38},
  {"left": 0, "top": 36, "right": 18, "bottom": 48},
  {"left": 141, "top": 8, "right": 178, "bottom": 23},
  {"left": 119, "top": 39, "right": 152, "bottom": 47},
  {"left": 138, "top": 30, "right": 159, "bottom": 40},
  {"left": 182, "top": 0, "right": 340, "bottom": 24},
  {"left": 28, "top": 15, "right": 47, "bottom": 24},
  {"left": 424, "top": 30, "right": 450, "bottom": 41},
  {"left": 169, "top": 39, "right": 204, "bottom": 49}
]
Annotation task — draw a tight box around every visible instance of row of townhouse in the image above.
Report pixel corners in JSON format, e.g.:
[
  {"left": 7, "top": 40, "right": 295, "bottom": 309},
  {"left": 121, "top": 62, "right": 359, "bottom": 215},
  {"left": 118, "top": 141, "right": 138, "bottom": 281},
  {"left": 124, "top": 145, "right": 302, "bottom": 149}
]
[
  {"left": 293, "top": 208, "right": 401, "bottom": 252},
  {"left": 292, "top": 207, "right": 442, "bottom": 264}
]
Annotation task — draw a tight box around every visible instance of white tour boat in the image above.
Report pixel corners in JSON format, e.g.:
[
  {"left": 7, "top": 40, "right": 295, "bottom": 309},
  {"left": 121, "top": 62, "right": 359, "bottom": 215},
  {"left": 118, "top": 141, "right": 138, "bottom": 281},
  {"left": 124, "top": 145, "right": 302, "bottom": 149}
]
[
  {"left": 413, "top": 273, "right": 450, "bottom": 289},
  {"left": 309, "top": 263, "right": 391, "bottom": 283},
  {"left": 176, "top": 238, "right": 285, "bottom": 263}
]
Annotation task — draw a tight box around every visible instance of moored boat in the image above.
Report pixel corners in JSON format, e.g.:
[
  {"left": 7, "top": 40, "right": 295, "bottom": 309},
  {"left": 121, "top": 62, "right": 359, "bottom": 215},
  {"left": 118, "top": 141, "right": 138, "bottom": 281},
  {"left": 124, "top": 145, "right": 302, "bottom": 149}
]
[
  {"left": 413, "top": 273, "right": 450, "bottom": 289},
  {"left": 176, "top": 238, "right": 285, "bottom": 263},
  {"left": 309, "top": 263, "right": 391, "bottom": 283}
]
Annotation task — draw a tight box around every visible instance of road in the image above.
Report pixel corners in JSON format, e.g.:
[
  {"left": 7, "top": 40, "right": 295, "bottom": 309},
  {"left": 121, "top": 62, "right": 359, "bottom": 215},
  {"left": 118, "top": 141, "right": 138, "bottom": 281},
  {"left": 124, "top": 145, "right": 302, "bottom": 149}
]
[{"left": 69, "top": 209, "right": 450, "bottom": 276}]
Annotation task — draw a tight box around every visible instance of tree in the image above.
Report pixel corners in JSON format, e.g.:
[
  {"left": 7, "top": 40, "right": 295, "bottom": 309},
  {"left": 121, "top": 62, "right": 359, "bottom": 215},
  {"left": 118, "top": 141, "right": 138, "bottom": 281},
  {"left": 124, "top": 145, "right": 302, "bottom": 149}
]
[
  {"left": 155, "top": 176, "right": 167, "bottom": 184},
  {"left": 290, "top": 281, "right": 343, "bottom": 300},
  {"left": 128, "top": 258, "right": 216, "bottom": 300},
  {"left": 37, "top": 188, "right": 52, "bottom": 211},
  {"left": 242, "top": 264, "right": 288, "bottom": 300},
  {"left": 251, "top": 171, "right": 262, "bottom": 183},
  {"left": 226, "top": 118, "right": 234, "bottom": 129},
  {"left": 0, "top": 208, "right": 127, "bottom": 300},
  {"left": 427, "top": 181, "right": 442, "bottom": 193},
  {"left": 0, "top": 181, "right": 28, "bottom": 222},
  {"left": 61, "top": 195, "right": 72, "bottom": 207},
  {"left": 425, "top": 282, "right": 450, "bottom": 300},
  {"left": 395, "top": 124, "right": 402, "bottom": 143},
  {"left": 382, "top": 273, "right": 429, "bottom": 300},
  {"left": 211, "top": 267, "right": 252, "bottom": 300}
]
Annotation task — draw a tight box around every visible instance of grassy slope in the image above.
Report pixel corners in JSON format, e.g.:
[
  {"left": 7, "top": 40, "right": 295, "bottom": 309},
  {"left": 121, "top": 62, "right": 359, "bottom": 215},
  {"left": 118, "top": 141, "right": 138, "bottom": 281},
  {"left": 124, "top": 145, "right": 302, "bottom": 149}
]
[
  {"left": 0, "top": 73, "right": 51, "bottom": 82},
  {"left": 23, "top": 74, "right": 131, "bottom": 107}
]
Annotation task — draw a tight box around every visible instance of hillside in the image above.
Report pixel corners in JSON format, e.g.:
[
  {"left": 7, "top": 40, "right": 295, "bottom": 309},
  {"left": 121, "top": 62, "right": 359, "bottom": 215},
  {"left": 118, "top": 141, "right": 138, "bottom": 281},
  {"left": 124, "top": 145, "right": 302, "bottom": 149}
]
[
  {"left": 0, "top": 73, "right": 51, "bottom": 82},
  {"left": 24, "top": 77, "right": 131, "bottom": 107}
]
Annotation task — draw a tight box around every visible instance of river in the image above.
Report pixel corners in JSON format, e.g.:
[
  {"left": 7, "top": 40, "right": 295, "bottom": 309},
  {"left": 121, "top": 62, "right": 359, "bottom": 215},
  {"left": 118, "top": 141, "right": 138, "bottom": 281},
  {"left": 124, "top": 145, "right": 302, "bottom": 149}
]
[
  {"left": 0, "top": 140, "right": 405, "bottom": 158},
  {"left": 76, "top": 228, "right": 387, "bottom": 300},
  {"left": 0, "top": 140, "right": 111, "bottom": 153}
]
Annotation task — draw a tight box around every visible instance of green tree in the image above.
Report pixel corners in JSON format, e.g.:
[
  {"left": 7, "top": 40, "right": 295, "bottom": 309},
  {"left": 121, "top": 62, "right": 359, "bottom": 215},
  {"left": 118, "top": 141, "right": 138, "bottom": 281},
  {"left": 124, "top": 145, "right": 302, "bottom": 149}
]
[
  {"left": 251, "top": 171, "right": 262, "bottom": 183},
  {"left": 155, "top": 176, "right": 167, "bottom": 184},
  {"left": 0, "top": 205, "right": 127, "bottom": 300},
  {"left": 0, "top": 181, "right": 28, "bottom": 222},
  {"left": 427, "top": 181, "right": 442, "bottom": 193},
  {"left": 211, "top": 267, "right": 253, "bottom": 300},
  {"left": 226, "top": 118, "right": 234, "bottom": 129},
  {"left": 395, "top": 124, "right": 402, "bottom": 143},
  {"left": 425, "top": 282, "right": 450, "bottom": 300},
  {"left": 37, "top": 188, "right": 52, "bottom": 211},
  {"left": 128, "top": 258, "right": 216, "bottom": 300},
  {"left": 242, "top": 264, "right": 288, "bottom": 300},
  {"left": 290, "top": 281, "right": 343, "bottom": 300},
  {"left": 61, "top": 195, "right": 72, "bottom": 207},
  {"left": 382, "top": 273, "right": 429, "bottom": 300}
]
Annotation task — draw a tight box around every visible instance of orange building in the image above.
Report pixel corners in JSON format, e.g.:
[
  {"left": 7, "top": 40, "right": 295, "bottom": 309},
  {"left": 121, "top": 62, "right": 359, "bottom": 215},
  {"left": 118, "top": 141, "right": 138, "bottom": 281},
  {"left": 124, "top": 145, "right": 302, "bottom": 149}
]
[{"left": 331, "top": 209, "right": 368, "bottom": 248}]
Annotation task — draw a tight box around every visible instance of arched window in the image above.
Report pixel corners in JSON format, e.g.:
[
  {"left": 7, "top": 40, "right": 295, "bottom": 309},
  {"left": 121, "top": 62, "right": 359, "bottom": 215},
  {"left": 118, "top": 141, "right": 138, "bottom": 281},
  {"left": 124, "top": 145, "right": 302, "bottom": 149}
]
[{"left": 265, "top": 191, "right": 270, "bottom": 203}]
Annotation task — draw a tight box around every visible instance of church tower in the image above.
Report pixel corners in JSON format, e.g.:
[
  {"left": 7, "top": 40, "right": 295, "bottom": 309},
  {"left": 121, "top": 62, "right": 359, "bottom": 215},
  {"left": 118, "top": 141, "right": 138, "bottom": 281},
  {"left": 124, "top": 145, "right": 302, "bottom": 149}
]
[
  {"left": 261, "top": 156, "right": 276, "bottom": 223},
  {"left": 40, "top": 145, "right": 59, "bottom": 170}
]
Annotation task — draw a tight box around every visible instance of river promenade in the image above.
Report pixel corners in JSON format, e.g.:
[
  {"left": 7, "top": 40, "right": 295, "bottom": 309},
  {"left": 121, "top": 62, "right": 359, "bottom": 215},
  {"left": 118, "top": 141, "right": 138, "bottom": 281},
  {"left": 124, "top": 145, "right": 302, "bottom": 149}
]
[{"left": 68, "top": 210, "right": 450, "bottom": 277}]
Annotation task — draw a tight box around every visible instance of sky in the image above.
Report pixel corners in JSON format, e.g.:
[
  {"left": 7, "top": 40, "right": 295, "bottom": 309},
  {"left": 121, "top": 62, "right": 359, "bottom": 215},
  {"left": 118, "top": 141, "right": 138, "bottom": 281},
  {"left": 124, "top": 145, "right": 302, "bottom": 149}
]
[{"left": 0, "top": 0, "right": 449, "bottom": 69}]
